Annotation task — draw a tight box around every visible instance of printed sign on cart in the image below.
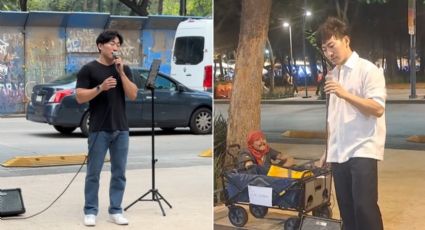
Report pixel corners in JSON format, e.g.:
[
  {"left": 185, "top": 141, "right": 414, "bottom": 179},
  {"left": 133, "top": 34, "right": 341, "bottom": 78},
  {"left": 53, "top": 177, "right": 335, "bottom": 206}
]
[{"left": 248, "top": 185, "right": 272, "bottom": 207}]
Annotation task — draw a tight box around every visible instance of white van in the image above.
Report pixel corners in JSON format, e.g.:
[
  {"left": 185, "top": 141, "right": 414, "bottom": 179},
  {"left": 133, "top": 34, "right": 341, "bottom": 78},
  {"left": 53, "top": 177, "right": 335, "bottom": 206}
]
[{"left": 171, "top": 18, "right": 213, "bottom": 91}]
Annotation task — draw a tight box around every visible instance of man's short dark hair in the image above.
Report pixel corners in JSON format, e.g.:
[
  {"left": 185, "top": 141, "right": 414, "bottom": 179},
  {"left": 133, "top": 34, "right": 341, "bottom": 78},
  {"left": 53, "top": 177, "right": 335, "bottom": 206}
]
[
  {"left": 96, "top": 30, "right": 123, "bottom": 52},
  {"left": 317, "top": 17, "right": 350, "bottom": 44}
]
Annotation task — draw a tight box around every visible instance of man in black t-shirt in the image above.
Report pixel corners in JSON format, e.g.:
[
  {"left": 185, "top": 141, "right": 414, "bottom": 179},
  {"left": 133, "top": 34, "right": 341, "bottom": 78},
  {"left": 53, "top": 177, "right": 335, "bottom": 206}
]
[{"left": 76, "top": 30, "right": 138, "bottom": 227}]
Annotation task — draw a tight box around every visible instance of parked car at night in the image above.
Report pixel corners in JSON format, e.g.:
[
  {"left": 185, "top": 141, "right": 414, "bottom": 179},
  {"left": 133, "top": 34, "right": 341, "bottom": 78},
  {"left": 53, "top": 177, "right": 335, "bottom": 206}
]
[{"left": 26, "top": 68, "right": 212, "bottom": 136}]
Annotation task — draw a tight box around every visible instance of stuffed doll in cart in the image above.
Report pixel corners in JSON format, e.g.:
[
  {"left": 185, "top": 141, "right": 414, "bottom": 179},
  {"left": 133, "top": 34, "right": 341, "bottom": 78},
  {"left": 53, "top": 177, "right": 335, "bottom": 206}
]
[{"left": 238, "top": 130, "right": 295, "bottom": 175}]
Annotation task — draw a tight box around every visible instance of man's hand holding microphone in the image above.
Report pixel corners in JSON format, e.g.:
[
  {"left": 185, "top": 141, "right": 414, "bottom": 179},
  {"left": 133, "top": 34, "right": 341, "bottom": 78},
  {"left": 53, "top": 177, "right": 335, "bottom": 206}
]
[
  {"left": 112, "top": 51, "right": 125, "bottom": 75},
  {"left": 324, "top": 70, "right": 348, "bottom": 99}
]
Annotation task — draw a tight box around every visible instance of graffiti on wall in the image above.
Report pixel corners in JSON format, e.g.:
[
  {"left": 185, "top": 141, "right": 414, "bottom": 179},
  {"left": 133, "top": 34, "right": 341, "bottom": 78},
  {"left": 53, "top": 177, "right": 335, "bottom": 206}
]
[
  {"left": 142, "top": 30, "right": 175, "bottom": 74},
  {"left": 25, "top": 27, "right": 65, "bottom": 89},
  {"left": 66, "top": 29, "right": 142, "bottom": 71},
  {"left": 0, "top": 28, "right": 25, "bottom": 114},
  {"left": 66, "top": 28, "right": 100, "bottom": 53},
  {"left": 117, "top": 31, "right": 142, "bottom": 67}
]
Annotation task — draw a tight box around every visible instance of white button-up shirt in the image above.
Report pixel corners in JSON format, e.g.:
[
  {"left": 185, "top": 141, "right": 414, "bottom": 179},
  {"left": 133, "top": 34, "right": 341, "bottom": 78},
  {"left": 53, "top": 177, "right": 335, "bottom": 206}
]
[{"left": 327, "top": 52, "right": 386, "bottom": 163}]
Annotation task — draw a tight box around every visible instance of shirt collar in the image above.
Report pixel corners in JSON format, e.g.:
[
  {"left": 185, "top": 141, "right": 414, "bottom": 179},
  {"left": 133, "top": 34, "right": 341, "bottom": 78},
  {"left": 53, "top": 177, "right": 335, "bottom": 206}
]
[{"left": 342, "top": 51, "right": 358, "bottom": 70}]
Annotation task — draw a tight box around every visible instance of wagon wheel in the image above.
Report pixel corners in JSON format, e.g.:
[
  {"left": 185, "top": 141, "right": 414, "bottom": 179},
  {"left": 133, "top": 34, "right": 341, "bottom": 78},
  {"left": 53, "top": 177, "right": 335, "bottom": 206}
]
[
  {"left": 283, "top": 217, "right": 300, "bottom": 230},
  {"left": 312, "top": 205, "right": 333, "bottom": 218},
  {"left": 249, "top": 204, "right": 268, "bottom": 218},
  {"left": 228, "top": 205, "right": 248, "bottom": 227}
]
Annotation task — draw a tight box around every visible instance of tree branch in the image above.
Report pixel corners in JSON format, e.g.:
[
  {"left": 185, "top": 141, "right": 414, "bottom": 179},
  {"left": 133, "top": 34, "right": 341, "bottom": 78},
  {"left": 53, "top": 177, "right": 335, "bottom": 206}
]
[{"left": 119, "top": 0, "right": 149, "bottom": 16}]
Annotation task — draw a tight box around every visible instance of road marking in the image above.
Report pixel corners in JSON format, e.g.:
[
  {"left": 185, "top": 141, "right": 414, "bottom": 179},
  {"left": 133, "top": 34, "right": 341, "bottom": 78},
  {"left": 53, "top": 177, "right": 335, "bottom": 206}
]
[
  {"left": 1, "top": 153, "right": 109, "bottom": 167},
  {"left": 407, "top": 135, "right": 425, "bottom": 143},
  {"left": 282, "top": 130, "right": 326, "bottom": 139},
  {"left": 199, "top": 148, "right": 212, "bottom": 157}
]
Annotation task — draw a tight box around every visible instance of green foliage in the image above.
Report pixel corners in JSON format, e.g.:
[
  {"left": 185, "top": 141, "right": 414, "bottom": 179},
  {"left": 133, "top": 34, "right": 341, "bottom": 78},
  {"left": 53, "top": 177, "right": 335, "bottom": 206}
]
[
  {"left": 213, "top": 114, "right": 227, "bottom": 204},
  {"left": 28, "top": 0, "right": 50, "bottom": 10},
  {"left": 160, "top": 0, "right": 179, "bottom": 15},
  {"left": 149, "top": 0, "right": 211, "bottom": 16},
  {"left": 187, "top": 0, "right": 212, "bottom": 16},
  {"left": 0, "top": 0, "right": 20, "bottom": 10},
  {"left": 48, "top": 0, "right": 72, "bottom": 11}
]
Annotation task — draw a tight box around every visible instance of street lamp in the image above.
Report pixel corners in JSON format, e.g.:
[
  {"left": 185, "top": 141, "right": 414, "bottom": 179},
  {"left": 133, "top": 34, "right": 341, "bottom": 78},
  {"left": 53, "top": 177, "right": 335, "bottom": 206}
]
[
  {"left": 283, "top": 22, "right": 294, "bottom": 70},
  {"left": 302, "top": 9, "right": 312, "bottom": 98}
]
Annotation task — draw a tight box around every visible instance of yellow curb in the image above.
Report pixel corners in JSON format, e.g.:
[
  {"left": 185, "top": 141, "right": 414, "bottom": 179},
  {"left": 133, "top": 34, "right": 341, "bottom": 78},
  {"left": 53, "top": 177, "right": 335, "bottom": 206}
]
[
  {"left": 282, "top": 130, "right": 326, "bottom": 139},
  {"left": 406, "top": 135, "right": 425, "bottom": 143},
  {"left": 1, "top": 153, "right": 109, "bottom": 167},
  {"left": 199, "top": 148, "right": 212, "bottom": 157}
]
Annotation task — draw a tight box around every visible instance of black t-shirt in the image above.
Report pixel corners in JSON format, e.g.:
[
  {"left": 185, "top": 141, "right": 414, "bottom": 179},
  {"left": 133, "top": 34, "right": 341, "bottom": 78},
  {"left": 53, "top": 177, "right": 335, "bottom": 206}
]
[{"left": 76, "top": 60, "right": 133, "bottom": 133}]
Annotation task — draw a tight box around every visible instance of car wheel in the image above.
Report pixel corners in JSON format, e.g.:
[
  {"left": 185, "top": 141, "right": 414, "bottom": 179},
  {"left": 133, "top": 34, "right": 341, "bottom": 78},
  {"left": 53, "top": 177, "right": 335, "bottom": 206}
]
[
  {"left": 53, "top": 125, "right": 76, "bottom": 135},
  {"left": 189, "top": 108, "right": 212, "bottom": 134},
  {"left": 80, "top": 112, "right": 89, "bottom": 137}
]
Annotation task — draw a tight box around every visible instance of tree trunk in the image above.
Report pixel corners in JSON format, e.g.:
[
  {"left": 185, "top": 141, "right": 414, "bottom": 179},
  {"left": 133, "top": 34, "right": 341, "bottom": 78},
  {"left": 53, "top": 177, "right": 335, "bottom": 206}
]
[
  {"left": 225, "top": 0, "right": 272, "bottom": 164},
  {"left": 179, "top": 0, "right": 186, "bottom": 16},
  {"left": 92, "top": 0, "right": 97, "bottom": 11},
  {"left": 334, "top": 0, "right": 349, "bottom": 23},
  {"left": 119, "top": 0, "right": 149, "bottom": 16},
  {"left": 420, "top": 34, "right": 425, "bottom": 76},
  {"left": 383, "top": 35, "right": 398, "bottom": 82},
  {"left": 266, "top": 38, "right": 274, "bottom": 93},
  {"left": 19, "top": 0, "right": 27, "bottom": 11},
  {"left": 158, "top": 0, "right": 164, "bottom": 15}
]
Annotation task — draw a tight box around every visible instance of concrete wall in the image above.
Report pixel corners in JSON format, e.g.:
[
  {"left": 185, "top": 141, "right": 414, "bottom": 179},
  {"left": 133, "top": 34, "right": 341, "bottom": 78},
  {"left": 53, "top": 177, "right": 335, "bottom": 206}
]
[
  {"left": 0, "top": 26, "right": 25, "bottom": 114},
  {"left": 142, "top": 29, "right": 176, "bottom": 74},
  {"left": 65, "top": 28, "right": 102, "bottom": 74},
  {"left": 25, "top": 27, "right": 66, "bottom": 85}
]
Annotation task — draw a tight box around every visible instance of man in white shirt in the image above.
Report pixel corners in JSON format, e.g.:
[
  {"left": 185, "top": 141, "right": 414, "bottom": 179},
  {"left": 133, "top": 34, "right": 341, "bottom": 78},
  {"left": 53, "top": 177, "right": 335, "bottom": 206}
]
[{"left": 318, "top": 17, "right": 386, "bottom": 230}]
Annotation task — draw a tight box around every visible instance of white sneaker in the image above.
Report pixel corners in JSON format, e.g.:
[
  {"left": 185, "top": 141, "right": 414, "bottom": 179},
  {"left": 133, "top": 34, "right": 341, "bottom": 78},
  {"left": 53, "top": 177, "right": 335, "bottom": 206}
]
[
  {"left": 109, "top": 213, "right": 129, "bottom": 225},
  {"left": 84, "top": 214, "right": 96, "bottom": 226}
]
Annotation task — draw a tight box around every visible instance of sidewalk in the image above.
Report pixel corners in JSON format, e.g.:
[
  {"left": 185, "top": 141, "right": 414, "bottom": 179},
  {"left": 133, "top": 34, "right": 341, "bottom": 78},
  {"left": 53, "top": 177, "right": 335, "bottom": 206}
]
[
  {"left": 214, "top": 143, "right": 425, "bottom": 230},
  {"left": 215, "top": 84, "right": 425, "bottom": 104},
  {"left": 0, "top": 165, "right": 213, "bottom": 230}
]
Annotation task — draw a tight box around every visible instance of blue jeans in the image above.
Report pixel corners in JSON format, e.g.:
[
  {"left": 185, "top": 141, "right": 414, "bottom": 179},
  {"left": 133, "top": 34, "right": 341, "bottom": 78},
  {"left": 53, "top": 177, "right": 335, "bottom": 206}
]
[{"left": 84, "top": 131, "right": 129, "bottom": 215}]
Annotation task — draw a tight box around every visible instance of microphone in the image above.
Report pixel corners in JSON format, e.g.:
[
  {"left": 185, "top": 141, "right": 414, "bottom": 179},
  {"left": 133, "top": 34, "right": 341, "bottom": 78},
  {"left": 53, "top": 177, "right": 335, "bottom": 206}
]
[{"left": 112, "top": 51, "right": 120, "bottom": 59}]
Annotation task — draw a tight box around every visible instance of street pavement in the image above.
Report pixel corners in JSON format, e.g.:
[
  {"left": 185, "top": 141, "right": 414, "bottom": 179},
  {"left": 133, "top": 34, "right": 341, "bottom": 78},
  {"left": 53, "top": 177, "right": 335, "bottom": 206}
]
[{"left": 0, "top": 165, "right": 213, "bottom": 230}]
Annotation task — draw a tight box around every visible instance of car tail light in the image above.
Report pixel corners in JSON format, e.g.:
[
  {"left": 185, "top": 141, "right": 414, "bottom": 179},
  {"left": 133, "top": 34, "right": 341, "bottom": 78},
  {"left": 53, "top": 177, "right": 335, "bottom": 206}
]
[
  {"left": 48, "top": 89, "right": 74, "bottom": 103},
  {"left": 203, "top": 65, "right": 212, "bottom": 91}
]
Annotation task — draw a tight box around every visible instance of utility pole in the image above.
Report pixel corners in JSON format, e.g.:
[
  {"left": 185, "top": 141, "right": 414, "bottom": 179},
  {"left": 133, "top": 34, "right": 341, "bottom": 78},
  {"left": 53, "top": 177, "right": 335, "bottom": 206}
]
[{"left": 408, "top": 0, "right": 417, "bottom": 99}]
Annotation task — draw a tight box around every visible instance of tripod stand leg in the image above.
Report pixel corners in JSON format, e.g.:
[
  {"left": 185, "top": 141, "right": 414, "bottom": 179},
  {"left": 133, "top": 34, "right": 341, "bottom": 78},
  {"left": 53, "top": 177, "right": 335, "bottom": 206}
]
[
  {"left": 156, "top": 190, "right": 172, "bottom": 208},
  {"left": 153, "top": 192, "right": 166, "bottom": 216},
  {"left": 124, "top": 189, "right": 152, "bottom": 211}
]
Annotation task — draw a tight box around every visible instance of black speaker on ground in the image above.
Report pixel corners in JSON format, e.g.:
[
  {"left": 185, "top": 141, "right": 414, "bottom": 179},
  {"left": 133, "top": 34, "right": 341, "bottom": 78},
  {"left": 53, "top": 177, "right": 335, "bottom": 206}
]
[
  {"left": 0, "top": 188, "right": 26, "bottom": 217},
  {"left": 299, "top": 215, "right": 342, "bottom": 230}
]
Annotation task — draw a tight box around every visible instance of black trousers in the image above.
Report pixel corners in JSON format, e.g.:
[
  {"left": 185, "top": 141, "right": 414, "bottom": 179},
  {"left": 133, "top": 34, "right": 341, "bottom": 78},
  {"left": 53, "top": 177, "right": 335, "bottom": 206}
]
[{"left": 331, "top": 158, "right": 383, "bottom": 230}]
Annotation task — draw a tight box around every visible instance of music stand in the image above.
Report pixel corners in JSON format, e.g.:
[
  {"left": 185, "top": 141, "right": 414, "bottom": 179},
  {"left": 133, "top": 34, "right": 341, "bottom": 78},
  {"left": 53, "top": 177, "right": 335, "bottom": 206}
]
[{"left": 125, "top": 59, "right": 172, "bottom": 216}]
